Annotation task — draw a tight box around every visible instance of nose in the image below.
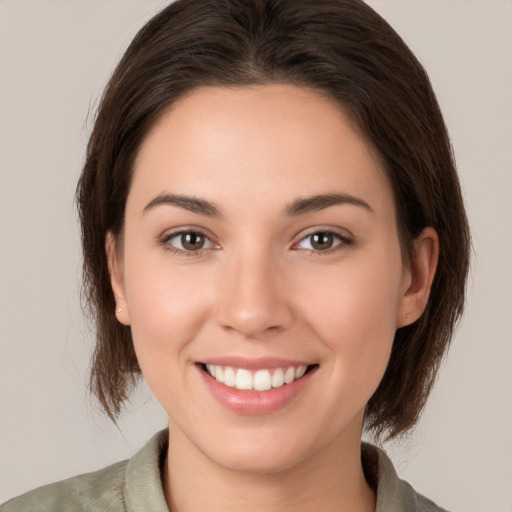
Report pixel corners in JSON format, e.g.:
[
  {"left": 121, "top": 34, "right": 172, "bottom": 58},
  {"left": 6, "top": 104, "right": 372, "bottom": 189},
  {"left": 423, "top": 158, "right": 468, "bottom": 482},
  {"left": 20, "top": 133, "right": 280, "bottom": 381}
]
[{"left": 215, "top": 249, "right": 294, "bottom": 338}]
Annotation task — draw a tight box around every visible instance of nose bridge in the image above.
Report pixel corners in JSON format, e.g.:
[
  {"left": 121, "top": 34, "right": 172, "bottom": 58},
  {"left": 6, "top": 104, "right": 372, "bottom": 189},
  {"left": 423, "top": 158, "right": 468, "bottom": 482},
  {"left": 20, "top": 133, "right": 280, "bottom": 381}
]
[{"left": 216, "top": 243, "right": 293, "bottom": 337}]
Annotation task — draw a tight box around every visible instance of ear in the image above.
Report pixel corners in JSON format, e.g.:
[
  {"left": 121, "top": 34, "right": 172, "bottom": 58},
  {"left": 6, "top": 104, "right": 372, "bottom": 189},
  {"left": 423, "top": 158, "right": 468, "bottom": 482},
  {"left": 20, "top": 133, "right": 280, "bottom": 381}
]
[
  {"left": 397, "top": 227, "right": 439, "bottom": 328},
  {"left": 106, "top": 231, "right": 131, "bottom": 325}
]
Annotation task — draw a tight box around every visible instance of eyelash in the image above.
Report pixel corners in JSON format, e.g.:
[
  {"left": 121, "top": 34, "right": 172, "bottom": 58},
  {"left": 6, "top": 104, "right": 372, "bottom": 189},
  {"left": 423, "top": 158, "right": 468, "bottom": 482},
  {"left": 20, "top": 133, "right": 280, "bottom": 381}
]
[
  {"left": 159, "top": 229, "right": 218, "bottom": 257},
  {"left": 159, "top": 229, "right": 353, "bottom": 256},
  {"left": 292, "top": 230, "right": 353, "bottom": 255}
]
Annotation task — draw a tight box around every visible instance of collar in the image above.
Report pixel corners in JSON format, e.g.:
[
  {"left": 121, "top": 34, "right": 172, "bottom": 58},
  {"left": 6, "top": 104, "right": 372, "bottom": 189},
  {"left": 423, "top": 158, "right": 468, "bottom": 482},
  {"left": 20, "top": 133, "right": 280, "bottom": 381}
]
[{"left": 123, "top": 430, "right": 446, "bottom": 512}]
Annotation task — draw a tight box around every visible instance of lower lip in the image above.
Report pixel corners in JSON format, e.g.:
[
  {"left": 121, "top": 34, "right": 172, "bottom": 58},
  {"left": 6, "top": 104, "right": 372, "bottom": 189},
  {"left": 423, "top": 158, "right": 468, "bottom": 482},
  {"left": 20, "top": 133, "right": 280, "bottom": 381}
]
[{"left": 198, "top": 366, "right": 316, "bottom": 415}]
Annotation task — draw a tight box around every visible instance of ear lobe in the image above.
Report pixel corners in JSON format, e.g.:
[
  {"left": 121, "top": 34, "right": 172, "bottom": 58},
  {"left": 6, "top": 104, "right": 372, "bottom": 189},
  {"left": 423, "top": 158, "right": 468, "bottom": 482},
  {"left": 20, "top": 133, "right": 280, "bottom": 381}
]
[
  {"left": 397, "top": 227, "right": 439, "bottom": 328},
  {"left": 106, "top": 232, "right": 131, "bottom": 325}
]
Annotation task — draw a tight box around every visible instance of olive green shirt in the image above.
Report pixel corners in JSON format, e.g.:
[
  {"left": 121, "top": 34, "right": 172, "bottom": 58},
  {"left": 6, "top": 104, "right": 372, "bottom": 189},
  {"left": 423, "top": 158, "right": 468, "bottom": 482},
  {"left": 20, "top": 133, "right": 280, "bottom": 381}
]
[{"left": 1, "top": 430, "right": 448, "bottom": 511}]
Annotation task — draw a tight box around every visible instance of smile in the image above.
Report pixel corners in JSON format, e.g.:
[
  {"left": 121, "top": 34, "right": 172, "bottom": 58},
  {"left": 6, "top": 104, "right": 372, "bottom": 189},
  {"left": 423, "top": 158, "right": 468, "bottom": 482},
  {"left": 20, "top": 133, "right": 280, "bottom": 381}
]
[
  {"left": 204, "top": 364, "right": 309, "bottom": 391},
  {"left": 198, "top": 360, "right": 318, "bottom": 415}
]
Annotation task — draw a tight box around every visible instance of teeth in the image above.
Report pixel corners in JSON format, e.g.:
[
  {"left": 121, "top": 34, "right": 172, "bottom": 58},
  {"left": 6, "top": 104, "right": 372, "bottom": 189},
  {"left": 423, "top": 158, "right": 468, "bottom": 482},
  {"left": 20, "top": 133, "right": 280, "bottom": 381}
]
[
  {"left": 284, "top": 367, "right": 295, "bottom": 384},
  {"left": 253, "top": 370, "right": 272, "bottom": 391},
  {"left": 235, "top": 369, "right": 253, "bottom": 390},
  {"left": 205, "top": 364, "right": 310, "bottom": 391},
  {"left": 224, "top": 367, "right": 236, "bottom": 387},
  {"left": 271, "top": 368, "right": 285, "bottom": 388},
  {"left": 295, "top": 365, "right": 307, "bottom": 378}
]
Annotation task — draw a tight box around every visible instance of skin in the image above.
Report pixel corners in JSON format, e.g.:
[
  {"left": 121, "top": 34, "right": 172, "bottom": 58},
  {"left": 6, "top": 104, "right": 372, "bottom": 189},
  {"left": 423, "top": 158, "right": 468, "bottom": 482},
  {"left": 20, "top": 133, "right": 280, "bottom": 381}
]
[{"left": 107, "top": 84, "right": 438, "bottom": 512}]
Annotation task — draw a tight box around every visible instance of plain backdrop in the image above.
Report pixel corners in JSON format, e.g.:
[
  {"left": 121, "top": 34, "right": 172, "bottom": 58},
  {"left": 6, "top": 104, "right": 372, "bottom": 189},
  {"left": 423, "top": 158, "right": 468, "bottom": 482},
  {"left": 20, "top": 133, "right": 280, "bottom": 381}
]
[{"left": 0, "top": 1, "right": 511, "bottom": 510}]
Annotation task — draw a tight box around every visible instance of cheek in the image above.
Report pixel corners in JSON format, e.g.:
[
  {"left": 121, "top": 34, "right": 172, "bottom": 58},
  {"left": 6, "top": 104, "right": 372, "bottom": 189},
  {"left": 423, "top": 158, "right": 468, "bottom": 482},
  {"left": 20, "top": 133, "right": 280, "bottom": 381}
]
[
  {"left": 301, "top": 252, "right": 401, "bottom": 327},
  {"left": 122, "top": 252, "right": 215, "bottom": 373},
  {"left": 297, "top": 251, "right": 403, "bottom": 386}
]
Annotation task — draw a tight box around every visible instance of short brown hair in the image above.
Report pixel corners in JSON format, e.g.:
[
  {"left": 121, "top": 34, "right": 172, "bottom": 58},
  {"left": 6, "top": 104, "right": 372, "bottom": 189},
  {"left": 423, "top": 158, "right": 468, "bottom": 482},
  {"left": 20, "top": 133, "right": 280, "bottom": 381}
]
[{"left": 77, "top": 0, "right": 470, "bottom": 439}]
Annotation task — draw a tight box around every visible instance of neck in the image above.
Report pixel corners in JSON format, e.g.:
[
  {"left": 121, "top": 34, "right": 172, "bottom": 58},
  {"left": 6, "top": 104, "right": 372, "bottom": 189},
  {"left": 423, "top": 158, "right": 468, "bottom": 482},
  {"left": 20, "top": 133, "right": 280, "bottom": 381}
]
[{"left": 163, "top": 423, "right": 375, "bottom": 512}]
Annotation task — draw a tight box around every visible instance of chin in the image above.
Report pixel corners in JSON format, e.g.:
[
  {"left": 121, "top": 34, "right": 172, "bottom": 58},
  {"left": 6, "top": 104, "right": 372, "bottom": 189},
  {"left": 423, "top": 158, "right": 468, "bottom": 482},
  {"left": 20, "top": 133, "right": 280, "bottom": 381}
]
[
  {"left": 194, "top": 418, "right": 343, "bottom": 476},
  {"left": 207, "top": 439, "right": 310, "bottom": 475}
]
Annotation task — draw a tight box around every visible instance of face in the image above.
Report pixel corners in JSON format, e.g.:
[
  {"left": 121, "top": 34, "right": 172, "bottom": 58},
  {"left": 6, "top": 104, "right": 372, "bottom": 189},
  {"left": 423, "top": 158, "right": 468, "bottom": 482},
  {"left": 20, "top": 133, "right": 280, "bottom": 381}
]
[{"left": 109, "top": 84, "right": 423, "bottom": 473}]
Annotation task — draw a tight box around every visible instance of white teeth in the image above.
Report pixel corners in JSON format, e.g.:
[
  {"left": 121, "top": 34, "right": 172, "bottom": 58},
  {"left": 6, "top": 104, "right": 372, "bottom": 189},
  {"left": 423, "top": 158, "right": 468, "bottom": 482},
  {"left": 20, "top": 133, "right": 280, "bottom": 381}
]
[
  {"left": 271, "top": 368, "right": 285, "bottom": 388},
  {"left": 284, "top": 366, "right": 295, "bottom": 384},
  {"left": 224, "top": 367, "right": 236, "bottom": 387},
  {"left": 205, "top": 364, "right": 310, "bottom": 391},
  {"left": 235, "top": 369, "right": 253, "bottom": 390},
  {"left": 215, "top": 366, "right": 225, "bottom": 383},
  {"left": 253, "top": 370, "right": 272, "bottom": 391},
  {"left": 295, "top": 365, "right": 307, "bottom": 378}
]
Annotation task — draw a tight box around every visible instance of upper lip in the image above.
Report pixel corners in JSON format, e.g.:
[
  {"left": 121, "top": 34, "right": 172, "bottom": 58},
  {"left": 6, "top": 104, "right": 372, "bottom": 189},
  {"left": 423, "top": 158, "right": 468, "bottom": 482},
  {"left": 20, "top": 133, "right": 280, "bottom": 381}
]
[{"left": 197, "top": 356, "right": 316, "bottom": 370}]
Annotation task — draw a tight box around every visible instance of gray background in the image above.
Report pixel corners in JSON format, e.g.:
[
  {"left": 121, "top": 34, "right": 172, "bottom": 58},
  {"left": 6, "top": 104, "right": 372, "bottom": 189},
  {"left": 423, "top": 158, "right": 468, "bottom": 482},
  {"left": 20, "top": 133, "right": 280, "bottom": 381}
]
[{"left": 0, "top": 1, "right": 511, "bottom": 510}]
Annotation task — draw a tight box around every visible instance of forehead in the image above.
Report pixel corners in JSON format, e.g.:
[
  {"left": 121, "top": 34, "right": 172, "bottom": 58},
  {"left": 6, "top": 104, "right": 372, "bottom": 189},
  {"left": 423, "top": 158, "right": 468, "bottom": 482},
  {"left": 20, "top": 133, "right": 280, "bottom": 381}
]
[{"left": 129, "top": 84, "right": 394, "bottom": 219}]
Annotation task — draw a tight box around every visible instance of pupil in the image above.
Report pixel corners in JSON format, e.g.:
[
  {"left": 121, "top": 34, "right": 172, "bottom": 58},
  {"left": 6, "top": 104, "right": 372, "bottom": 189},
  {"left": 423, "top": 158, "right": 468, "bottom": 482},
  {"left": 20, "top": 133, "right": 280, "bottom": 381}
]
[
  {"left": 182, "top": 232, "right": 204, "bottom": 250},
  {"left": 312, "top": 232, "right": 333, "bottom": 250}
]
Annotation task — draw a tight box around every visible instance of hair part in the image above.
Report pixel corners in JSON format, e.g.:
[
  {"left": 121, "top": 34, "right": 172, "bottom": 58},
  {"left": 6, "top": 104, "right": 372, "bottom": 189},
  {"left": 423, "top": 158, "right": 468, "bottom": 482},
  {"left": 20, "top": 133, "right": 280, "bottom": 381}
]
[{"left": 77, "top": 0, "right": 470, "bottom": 439}]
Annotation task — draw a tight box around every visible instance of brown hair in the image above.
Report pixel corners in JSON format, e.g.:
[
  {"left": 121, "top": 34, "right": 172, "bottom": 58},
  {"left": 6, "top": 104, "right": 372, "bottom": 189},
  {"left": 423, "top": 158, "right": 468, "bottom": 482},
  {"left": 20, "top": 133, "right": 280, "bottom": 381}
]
[{"left": 77, "top": 0, "right": 470, "bottom": 439}]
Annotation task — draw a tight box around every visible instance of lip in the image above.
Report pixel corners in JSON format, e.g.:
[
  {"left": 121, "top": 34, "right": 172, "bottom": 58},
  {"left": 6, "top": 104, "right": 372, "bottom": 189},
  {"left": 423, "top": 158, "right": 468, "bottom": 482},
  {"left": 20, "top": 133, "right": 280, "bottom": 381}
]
[{"left": 197, "top": 360, "right": 318, "bottom": 415}]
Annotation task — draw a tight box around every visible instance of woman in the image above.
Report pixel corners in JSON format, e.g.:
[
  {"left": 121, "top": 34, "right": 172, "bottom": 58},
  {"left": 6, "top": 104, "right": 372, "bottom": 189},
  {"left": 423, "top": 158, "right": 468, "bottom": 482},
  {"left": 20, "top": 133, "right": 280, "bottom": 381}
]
[{"left": 1, "top": 0, "right": 470, "bottom": 511}]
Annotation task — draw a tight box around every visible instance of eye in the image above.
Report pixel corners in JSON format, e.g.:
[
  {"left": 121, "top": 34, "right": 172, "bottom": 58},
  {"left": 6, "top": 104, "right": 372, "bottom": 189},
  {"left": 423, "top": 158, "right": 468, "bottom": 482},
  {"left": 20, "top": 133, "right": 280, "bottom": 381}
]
[
  {"left": 162, "top": 230, "right": 217, "bottom": 253},
  {"left": 294, "top": 230, "right": 351, "bottom": 252}
]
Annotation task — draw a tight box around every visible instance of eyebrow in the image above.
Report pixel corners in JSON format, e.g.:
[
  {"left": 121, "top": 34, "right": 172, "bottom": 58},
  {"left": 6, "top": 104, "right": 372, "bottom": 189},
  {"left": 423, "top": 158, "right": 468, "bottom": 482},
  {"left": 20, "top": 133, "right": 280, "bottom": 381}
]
[
  {"left": 285, "top": 193, "right": 374, "bottom": 216},
  {"left": 142, "top": 192, "right": 373, "bottom": 218},
  {"left": 143, "top": 193, "right": 220, "bottom": 217}
]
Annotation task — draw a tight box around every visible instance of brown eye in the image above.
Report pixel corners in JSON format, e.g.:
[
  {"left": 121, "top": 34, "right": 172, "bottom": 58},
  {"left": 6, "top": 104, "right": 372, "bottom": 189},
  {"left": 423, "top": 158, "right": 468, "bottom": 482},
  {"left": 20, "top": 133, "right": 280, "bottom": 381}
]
[
  {"left": 295, "top": 230, "right": 351, "bottom": 253},
  {"left": 181, "top": 232, "right": 205, "bottom": 250},
  {"left": 310, "top": 232, "right": 335, "bottom": 250},
  {"left": 165, "top": 230, "right": 215, "bottom": 252}
]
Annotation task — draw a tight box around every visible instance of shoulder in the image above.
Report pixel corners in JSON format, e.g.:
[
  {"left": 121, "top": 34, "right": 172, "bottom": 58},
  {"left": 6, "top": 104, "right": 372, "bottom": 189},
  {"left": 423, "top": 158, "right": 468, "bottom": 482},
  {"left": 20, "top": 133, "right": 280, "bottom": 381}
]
[
  {"left": 0, "top": 459, "right": 128, "bottom": 512},
  {"left": 362, "top": 443, "right": 450, "bottom": 512},
  {"left": 0, "top": 429, "right": 169, "bottom": 512}
]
